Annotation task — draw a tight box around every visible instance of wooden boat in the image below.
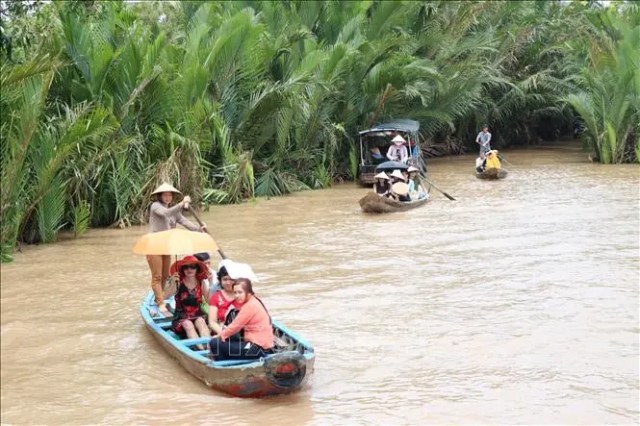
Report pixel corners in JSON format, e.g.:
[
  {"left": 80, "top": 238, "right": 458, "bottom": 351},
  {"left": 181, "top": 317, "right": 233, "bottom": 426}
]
[
  {"left": 140, "top": 291, "right": 315, "bottom": 398},
  {"left": 476, "top": 167, "right": 508, "bottom": 179},
  {"left": 359, "top": 192, "right": 429, "bottom": 213},
  {"left": 358, "top": 119, "right": 426, "bottom": 186}
]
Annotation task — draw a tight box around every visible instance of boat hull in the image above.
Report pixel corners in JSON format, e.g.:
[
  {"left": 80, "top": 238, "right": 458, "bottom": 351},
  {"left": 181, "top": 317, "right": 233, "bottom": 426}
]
[
  {"left": 476, "top": 167, "right": 507, "bottom": 179},
  {"left": 140, "top": 292, "right": 315, "bottom": 398},
  {"left": 358, "top": 192, "right": 430, "bottom": 213}
]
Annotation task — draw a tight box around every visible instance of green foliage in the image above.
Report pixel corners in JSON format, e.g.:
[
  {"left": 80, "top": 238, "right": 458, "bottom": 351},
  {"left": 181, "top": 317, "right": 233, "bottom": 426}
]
[
  {"left": 349, "top": 146, "right": 359, "bottom": 180},
  {"left": 312, "top": 161, "right": 332, "bottom": 189},
  {"left": 73, "top": 200, "right": 91, "bottom": 238},
  {"left": 36, "top": 180, "right": 67, "bottom": 243},
  {"left": 565, "top": 7, "right": 639, "bottom": 163},
  {"left": 1, "top": 0, "right": 637, "bottom": 261}
]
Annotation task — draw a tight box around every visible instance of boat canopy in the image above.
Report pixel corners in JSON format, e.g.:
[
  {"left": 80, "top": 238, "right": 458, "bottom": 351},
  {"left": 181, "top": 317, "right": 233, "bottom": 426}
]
[{"left": 358, "top": 119, "right": 420, "bottom": 135}]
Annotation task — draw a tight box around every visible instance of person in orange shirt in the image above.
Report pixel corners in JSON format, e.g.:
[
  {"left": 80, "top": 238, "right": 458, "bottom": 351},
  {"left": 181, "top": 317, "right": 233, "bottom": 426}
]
[{"left": 209, "top": 279, "right": 274, "bottom": 360}]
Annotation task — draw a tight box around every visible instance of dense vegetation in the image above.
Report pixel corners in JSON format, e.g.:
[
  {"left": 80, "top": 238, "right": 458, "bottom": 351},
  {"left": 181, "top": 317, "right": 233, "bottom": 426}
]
[{"left": 1, "top": 0, "right": 638, "bottom": 260}]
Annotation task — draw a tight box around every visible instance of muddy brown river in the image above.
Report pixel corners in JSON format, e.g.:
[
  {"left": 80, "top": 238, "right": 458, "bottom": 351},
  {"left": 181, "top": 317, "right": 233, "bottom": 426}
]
[{"left": 1, "top": 145, "right": 639, "bottom": 425}]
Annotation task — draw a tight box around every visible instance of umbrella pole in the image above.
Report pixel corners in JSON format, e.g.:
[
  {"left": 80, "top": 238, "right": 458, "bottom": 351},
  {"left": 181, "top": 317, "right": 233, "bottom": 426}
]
[{"left": 166, "top": 254, "right": 178, "bottom": 314}]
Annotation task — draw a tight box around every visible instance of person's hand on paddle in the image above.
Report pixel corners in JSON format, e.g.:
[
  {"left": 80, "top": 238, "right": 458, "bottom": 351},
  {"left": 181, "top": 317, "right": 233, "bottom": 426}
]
[{"left": 199, "top": 223, "right": 207, "bottom": 233}]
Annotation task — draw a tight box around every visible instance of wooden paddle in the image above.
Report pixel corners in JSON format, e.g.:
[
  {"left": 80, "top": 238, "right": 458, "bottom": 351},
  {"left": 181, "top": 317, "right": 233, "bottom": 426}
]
[
  {"left": 419, "top": 174, "right": 456, "bottom": 201},
  {"left": 186, "top": 208, "right": 227, "bottom": 259},
  {"left": 498, "top": 154, "right": 514, "bottom": 168}
]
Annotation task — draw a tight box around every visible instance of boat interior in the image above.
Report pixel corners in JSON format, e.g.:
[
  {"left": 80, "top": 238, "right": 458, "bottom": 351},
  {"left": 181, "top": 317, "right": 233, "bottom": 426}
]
[{"left": 142, "top": 295, "right": 313, "bottom": 367}]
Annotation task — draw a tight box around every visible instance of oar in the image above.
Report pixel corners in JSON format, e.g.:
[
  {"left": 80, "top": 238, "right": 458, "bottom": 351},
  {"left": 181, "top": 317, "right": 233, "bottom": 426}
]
[
  {"left": 187, "top": 208, "right": 227, "bottom": 259},
  {"left": 499, "top": 154, "right": 515, "bottom": 168},
  {"left": 419, "top": 173, "right": 456, "bottom": 201}
]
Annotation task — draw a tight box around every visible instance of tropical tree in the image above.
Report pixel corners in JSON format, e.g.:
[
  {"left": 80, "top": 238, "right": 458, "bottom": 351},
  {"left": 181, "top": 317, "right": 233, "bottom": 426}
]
[
  {"left": 566, "top": 5, "right": 640, "bottom": 163},
  {"left": 1, "top": 0, "right": 636, "bottom": 261}
]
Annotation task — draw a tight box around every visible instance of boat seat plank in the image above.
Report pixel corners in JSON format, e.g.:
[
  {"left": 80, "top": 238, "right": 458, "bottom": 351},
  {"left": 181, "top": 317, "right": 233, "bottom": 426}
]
[
  {"left": 192, "top": 349, "right": 282, "bottom": 366},
  {"left": 180, "top": 336, "right": 212, "bottom": 346},
  {"left": 166, "top": 330, "right": 180, "bottom": 339},
  {"left": 155, "top": 321, "right": 172, "bottom": 329}
]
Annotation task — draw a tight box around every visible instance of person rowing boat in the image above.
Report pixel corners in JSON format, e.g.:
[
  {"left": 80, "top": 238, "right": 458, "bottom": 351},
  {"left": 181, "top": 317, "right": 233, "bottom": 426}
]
[
  {"left": 146, "top": 183, "right": 207, "bottom": 317},
  {"left": 475, "top": 125, "right": 492, "bottom": 157}
]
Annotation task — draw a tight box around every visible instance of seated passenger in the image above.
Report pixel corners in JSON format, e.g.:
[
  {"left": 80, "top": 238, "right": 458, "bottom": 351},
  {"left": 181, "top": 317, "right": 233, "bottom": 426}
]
[
  {"left": 407, "top": 166, "right": 428, "bottom": 200},
  {"left": 373, "top": 172, "right": 391, "bottom": 197},
  {"left": 389, "top": 170, "right": 411, "bottom": 202},
  {"left": 195, "top": 253, "right": 216, "bottom": 287},
  {"left": 168, "top": 255, "right": 211, "bottom": 350},
  {"left": 209, "top": 278, "right": 274, "bottom": 360},
  {"left": 386, "top": 135, "right": 408, "bottom": 162},
  {"left": 194, "top": 252, "right": 217, "bottom": 314},
  {"left": 408, "top": 138, "right": 418, "bottom": 157},
  {"left": 485, "top": 150, "right": 502, "bottom": 169},
  {"left": 370, "top": 147, "right": 385, "bottom": 163},
  {"left": 208, "top": 265, "right": 243, "bottom": 336}
]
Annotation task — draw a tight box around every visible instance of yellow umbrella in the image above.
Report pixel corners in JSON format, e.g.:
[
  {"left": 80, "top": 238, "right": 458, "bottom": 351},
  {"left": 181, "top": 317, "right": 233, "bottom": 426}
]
[{"left": 133, "top": 228, "right": 219, "bottom": 255}]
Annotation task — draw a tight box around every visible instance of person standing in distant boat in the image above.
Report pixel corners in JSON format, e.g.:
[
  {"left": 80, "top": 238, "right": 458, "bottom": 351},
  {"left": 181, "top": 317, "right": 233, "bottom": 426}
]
[
  {"left": 147, "top": 183, "right": 207, "bottom": 317},
  {"left": 475, "top": 125, "right": 492, "bottom": 157},
  {"left": 386, "top": 135, "right": 409, "bottom": 163}
]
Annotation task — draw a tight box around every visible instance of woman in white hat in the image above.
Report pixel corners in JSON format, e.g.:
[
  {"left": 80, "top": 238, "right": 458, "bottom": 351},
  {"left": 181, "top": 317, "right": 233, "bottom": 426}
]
[
  {"left": 373, "top": 172, "right": 391, "bottom": 197},
  {"left": 407, "top": 166, "right": 428, "bottom": 200},
  {"left": 148, "top": 183, "right": 207, "bottom": 316},
  {"left": 389, "top": 169, "right": 406, "bottom": 183},
  {"left": 386, "top": 134, "right": 408, "bottom": 163}
]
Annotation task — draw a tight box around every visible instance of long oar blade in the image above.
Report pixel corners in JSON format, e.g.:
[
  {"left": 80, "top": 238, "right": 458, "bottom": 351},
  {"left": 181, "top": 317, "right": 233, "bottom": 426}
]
[
  {"left": 441, "top": 190, "right": 456, "bottom": 201},
  {"left": 421, "top": 174, "right": 456, "bottom": 201}
]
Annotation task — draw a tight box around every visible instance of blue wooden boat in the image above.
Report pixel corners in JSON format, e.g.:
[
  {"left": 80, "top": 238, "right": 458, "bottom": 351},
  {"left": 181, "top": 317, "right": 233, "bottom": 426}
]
[{"left": 140, "top": 292, "right": 315, "bottom": 397}]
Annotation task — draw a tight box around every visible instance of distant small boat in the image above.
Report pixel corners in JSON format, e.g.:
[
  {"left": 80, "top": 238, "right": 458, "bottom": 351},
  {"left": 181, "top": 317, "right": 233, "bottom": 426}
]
[
  {"left": 475, "top": 150, "right": 507, "bottom": 179},
  {"left": 140, "top": 292, "right": 315, "bottom": 398},
  {"left": 358, "top": 192, "right": 429, "bottom": 213},
  {"left": 475, "top": 167, "right": 508, "bottom": 179}
]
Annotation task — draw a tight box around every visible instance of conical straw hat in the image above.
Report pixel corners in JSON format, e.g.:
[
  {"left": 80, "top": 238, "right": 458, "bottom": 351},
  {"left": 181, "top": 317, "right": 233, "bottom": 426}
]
[
  {"left": 374, "top": 172, "right": 390, "bottom": 180},
  {"left": 392, "top": 182, "right": 409, "bottom": 195},
  {"left": 390, "top": 170, "right": 406, "bottom": 180},
  {"left": 392, "top": 135, "right": 406, "bottom": 144},
  {"left": 151, "top": 183, "right": 182, "bottom": 196}
]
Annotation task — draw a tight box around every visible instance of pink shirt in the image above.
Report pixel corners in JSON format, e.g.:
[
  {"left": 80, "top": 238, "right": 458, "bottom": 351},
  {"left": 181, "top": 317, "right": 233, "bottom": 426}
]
[{"left": 220, "top": 297, "right": 274, "bottom": 349}]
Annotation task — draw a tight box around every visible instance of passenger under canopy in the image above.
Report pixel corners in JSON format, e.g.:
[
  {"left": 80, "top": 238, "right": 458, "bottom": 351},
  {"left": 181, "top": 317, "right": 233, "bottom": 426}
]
[{"left": 357, "top": 119, "right": 426, "bottom": 185}]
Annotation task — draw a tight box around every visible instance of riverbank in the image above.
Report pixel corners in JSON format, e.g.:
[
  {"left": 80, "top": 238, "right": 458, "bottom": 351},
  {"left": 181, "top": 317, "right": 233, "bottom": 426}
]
[{"left": 2, "top": 141, "right": 633, "bottom": 263}]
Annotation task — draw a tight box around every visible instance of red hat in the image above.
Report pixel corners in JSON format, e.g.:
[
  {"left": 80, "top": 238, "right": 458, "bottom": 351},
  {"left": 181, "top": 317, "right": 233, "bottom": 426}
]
[{"left": 170, "top": 255, "right": 208, "bottom": 280}]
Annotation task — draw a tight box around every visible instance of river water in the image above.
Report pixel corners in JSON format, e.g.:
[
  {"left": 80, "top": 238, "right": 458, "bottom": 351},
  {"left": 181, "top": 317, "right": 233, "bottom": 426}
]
[{"left": 1, "top": 145, "right": 639, "bottom": 425}]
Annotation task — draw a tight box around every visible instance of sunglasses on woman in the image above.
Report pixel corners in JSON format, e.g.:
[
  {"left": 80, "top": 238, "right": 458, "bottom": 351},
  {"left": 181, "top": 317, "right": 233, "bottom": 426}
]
[{"left": 182, "top": 265, "right": 198, "bottom": 270}]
